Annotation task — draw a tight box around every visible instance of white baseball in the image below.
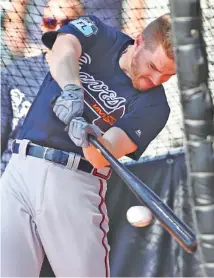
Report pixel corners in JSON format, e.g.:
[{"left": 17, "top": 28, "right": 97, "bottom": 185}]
[{"left": 126, "top": 206, "right": 153, "bottom": 227}]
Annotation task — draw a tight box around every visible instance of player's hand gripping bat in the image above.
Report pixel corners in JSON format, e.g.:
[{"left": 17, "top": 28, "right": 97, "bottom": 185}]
[{"left": 88, "top": 135, "right": 197, "bottom": 253}]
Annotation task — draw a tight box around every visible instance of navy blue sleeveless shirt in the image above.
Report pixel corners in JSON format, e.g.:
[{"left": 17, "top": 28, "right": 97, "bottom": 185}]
[{"left": 18, "top": 16, "right": 170, "bottom": 160}]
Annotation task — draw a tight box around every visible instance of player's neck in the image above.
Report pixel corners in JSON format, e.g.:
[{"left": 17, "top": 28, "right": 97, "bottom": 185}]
[{"left": 119, "top": 45, "right": 133, "bottom": 79}]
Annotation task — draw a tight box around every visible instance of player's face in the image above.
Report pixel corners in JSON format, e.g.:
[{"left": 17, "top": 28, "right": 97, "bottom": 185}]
[
  {"left": 41, "top": 0, "right": 81, "bottom": 33},
  {"left": 130, "top": 37, "right": 176, "bottom": 91}
]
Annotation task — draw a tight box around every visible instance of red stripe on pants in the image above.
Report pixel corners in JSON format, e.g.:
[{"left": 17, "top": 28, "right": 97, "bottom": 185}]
[{"left": 98, "top": 179, "right": 109, "bottom": 277}]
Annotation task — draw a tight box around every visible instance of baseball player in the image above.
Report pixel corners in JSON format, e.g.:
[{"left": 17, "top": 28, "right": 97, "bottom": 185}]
[{"left": 1, "top": 14, "right": 175, "bottom": 277}]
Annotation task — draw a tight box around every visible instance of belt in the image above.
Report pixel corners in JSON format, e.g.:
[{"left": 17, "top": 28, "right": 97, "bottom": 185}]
[{"left": 12, "top": 142, "right": 94, "bottom": 174}]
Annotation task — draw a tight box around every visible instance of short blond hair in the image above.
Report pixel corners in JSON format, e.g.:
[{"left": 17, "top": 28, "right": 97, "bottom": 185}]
[{"left": 143, "top": 13, "right": 174, "bottom": 60}]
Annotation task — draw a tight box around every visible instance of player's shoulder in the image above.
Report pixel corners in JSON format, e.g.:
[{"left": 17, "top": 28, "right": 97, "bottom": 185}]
[
  {"left": 138, "top": 85, "right": 168, "bottom": 105},
  {"left": 69, "top": 15, "right": 108, "bottom": 34},
  {"left": 77, "top": 15, "right": 127, "bottom": 39},
  {"left": 125, "top": 85, "right": 170, "bottom": 117},
  {"left": 74, "top": 15, "right": 131, "bottom": 52},
  {"left": 131, "top": 85, "right": 170, "bottom": 114}
]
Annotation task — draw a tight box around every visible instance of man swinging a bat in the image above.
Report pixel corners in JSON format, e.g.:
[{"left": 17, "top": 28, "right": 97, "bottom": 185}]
[{"left": 1, "top": 14, "right": 176, "bottom": 277}]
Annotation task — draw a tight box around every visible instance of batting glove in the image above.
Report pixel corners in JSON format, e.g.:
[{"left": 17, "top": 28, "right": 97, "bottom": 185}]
[
  {"left": 52, "top": 84, "right": 84, "bottom": 125},
  {"left": 65, "top": 117, "right": 102, "bottom": 148}
]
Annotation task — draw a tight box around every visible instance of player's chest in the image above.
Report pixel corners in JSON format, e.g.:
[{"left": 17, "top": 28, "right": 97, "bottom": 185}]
[
  {"left": 79, "top": 53, "right": 135, "bottom": 132},
  {"left": 79, "top": 52, "right": 133, "bottom": 103}
]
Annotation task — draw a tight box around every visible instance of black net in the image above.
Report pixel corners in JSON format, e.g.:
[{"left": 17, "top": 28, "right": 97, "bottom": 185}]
[
  {"left": 1, "top": 0, "right": 213, "bottom": 163},
  {"left": 169, "top": 0, "right": 214, "bottom": 276}
]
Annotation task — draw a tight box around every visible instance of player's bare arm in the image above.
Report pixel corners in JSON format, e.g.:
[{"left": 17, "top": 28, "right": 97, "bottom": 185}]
[
  {"left": 50, "top": 33, "right": 82, "bottom": 88},
  {"left": 65, "top": 116, "right": 138, "bottom": 169},
  {"left": 50, "top": 34, "right": 85, "bottom": 125},
  {"left": 83, "top": 127, "right": 137, "bottom": 169}
]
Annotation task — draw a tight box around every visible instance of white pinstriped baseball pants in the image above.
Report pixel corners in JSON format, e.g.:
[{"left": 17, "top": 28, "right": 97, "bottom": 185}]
[{"left": 1, "top": 140, "right": 110, "bottom": 277}]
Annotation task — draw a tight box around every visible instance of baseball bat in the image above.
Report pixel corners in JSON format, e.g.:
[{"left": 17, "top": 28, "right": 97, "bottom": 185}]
[{"left": 88, "top": 135, "right": 197, "bottom": 253}]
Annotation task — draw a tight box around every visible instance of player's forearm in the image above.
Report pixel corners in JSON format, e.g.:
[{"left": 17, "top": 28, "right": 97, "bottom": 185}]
[
  {"left": 82, "top": 137, "right": 113, "bottom": 169},
  {"left": 50, "top": 49, "right": 81, "bottom": 89},
  {"left": 50, "top": 34, "right": 82, "bottom": 89},
  {"left": 82, "top": 126, "right": 137, "bottom": 169}
]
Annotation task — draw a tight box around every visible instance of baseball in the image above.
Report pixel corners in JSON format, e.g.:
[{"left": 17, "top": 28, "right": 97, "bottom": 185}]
[{"left": 126, "top": 206, "right": 153, "bottom": 227}]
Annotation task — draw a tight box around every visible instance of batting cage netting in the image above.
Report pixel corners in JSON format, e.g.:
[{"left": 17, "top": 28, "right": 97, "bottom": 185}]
[
  {"left": 1, "top": 0, "right": 214, "bottom": 276},
  {"left": 169, "top": 0, "right": 214, "bottom": 276}
]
